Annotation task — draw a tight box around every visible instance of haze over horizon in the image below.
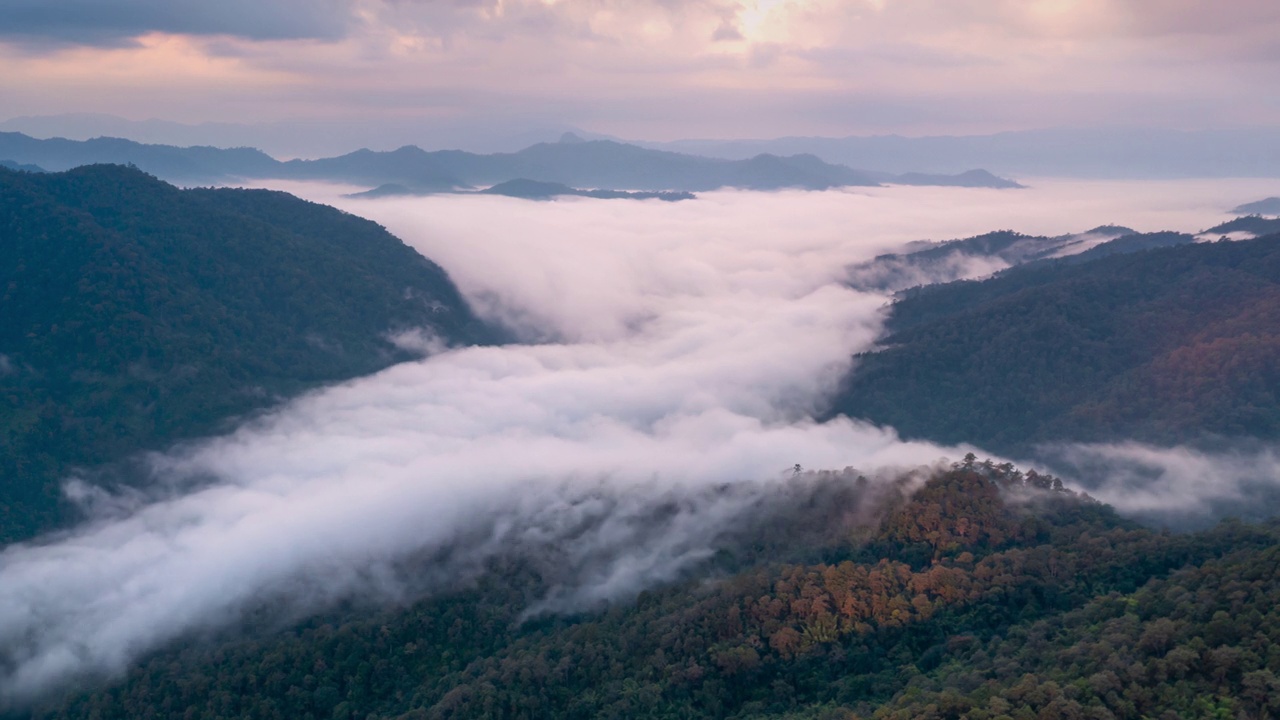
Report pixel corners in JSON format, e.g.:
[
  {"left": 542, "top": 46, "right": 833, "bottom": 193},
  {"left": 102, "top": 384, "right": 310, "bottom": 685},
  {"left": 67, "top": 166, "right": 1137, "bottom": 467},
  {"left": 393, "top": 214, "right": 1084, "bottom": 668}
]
[{"left": 3, "top": 0, "right": 1280, "bottom": 155}]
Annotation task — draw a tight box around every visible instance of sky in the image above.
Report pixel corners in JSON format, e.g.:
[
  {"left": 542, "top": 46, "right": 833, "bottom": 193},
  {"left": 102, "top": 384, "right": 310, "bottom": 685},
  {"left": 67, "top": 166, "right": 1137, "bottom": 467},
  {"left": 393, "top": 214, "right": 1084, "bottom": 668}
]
[{"left": 1, "top": 0, "right": 1279, "bottom": 143}]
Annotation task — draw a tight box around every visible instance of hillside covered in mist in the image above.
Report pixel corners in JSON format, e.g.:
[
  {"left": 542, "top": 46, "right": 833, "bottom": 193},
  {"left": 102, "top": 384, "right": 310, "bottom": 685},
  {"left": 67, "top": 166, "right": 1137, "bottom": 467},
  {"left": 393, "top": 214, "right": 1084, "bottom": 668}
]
[
  {"left": 0, "top": 164, "right": 493, "bottom": 542},
  {"left": 23, "top": 462, "right": 1280, "bottom": 720}
]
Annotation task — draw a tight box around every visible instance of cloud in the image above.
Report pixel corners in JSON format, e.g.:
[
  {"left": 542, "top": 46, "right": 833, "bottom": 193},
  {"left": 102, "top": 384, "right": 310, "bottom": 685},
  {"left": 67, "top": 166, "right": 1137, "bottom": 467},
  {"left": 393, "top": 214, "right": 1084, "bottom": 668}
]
[
  {"left": 3, "top": 0, "right": 1279, "bottom": 138},
  {"left": 1114, "top": 0, "right": 1280, "bottom": 37},
  {"left": 1036, "top": 441, "right": 1280, "bottom": 528},
  {"left": 0, "top": 0, "right": 355, "bottom": 46}
]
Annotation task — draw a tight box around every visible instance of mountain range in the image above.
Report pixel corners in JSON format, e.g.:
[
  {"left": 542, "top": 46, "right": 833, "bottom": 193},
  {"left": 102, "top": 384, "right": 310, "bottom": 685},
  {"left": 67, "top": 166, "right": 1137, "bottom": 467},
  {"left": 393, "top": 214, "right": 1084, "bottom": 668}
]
[
  {"left": 0, "top": 131, "right": 1023, "bottom": 192},
  {"left": 649, "top": 127, "right": 1280, "bottom": 178},
  {"left": 8, "top": 114, "right": 1280, "bottom": 179}
]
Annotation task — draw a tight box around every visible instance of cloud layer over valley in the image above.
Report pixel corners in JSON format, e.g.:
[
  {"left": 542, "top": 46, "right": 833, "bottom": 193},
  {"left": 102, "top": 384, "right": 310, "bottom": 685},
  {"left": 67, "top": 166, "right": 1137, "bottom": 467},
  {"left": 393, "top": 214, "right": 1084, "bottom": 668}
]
[{"left": 2, "top": 180, "right": 1279, "bottom": 706}]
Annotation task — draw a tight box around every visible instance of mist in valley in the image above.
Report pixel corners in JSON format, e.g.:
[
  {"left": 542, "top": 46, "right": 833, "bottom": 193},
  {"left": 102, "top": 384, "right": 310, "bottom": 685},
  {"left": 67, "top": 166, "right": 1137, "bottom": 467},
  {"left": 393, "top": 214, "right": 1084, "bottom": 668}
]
[{"left": 2, "top": 179, "right": 1280, "bottom": 706}]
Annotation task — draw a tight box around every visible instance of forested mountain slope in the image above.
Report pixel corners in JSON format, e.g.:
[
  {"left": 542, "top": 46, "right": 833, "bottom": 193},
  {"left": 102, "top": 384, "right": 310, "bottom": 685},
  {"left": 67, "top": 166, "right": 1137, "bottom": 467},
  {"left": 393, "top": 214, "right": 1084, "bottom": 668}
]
[
  {"left": 0, "top": 164, "right": 493, "bottom": 542},
  {"left": 830, "top": 234, "right": 1280, "bottom": 453},
  {"left": 24, "top": 462, "right": 1280, "bottom": 720}
]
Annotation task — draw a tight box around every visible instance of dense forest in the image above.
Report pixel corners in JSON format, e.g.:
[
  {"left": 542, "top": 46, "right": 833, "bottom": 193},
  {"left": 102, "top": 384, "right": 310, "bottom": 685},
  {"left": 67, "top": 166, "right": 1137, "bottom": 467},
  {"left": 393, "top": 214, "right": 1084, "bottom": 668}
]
[
  {"left": 0, "top": 164, "right": 493, "bottom": 542},
  {"left": 830, "top": 233, "right": 1280, "bottom": 454},
  {"left": 21, "top": 459, "right": 1280, "bottom": 719}
]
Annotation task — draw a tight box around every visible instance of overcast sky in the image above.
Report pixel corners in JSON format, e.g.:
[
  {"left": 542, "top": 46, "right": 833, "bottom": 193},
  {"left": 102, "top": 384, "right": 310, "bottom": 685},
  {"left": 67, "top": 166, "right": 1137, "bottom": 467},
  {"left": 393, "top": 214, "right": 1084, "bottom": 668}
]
[{"left": 1, "top": 0, "right": 1278, "bottom": 141}]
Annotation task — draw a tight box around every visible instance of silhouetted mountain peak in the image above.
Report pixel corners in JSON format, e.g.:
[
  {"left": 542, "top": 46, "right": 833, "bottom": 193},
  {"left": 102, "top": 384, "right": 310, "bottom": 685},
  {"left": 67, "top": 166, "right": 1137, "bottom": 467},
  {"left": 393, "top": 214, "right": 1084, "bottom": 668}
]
[{"left": 1232, "top": 197, "right": 1280, "bottom": 216}]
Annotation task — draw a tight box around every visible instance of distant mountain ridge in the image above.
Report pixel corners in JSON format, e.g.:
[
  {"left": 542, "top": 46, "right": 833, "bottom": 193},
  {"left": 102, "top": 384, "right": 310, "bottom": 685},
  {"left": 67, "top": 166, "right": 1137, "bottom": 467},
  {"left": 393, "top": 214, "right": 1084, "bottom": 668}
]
[
  {"left": 647, "top": 127, "right": 1280, "bottom": 178},
  {"left": 0, "top": 159, "right": 43, "bottom": 173},
  {"left": 347, "top": 178, "right": 696, "bottom": 201},
  {"left": 869, "top": 168, "right": 1024, "bottom": 189},
  {"left": 9, "top": 114, "right": 1280, "bottom": 178},
  {"left": 1232, "top": 197, "right": 1280, "bottom": 216},
  {"left": 0, "top": 131, "right": 1024, "bottom": 192}
]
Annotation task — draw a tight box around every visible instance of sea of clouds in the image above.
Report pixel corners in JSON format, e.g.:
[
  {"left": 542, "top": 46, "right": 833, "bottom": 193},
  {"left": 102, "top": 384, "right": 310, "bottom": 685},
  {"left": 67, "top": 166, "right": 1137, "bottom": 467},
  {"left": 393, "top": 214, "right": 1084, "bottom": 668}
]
[{"left": 1, "top": 178, "right": 1278, "bottom": 706}]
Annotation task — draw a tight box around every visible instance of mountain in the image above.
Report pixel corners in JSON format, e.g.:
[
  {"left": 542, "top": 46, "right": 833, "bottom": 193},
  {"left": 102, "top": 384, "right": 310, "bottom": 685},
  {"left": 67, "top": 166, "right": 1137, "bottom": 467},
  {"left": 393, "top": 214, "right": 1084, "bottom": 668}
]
[
  {"left": 845, "top": 226, "right": 1139, "bottom": 292},
  {"left": 0, "top": 132, "right": 279, "bottom": 183},
  {"left": 479, "top": 178, "right": 694, "bottom": 201},
  {"left": 648, "top": 127, "right": 1280, "bottom": 178},
  {"left": 829, "top": 234, "right": 1280, "bottom": 456},
  {"left": 870, "top": 168, "right": 1024, "bottom": 189},
  {"left": 1202, "top": 215, "right": 1280, "bottom": 239},
  {"left": 0, "top": 160, "right": 43, "bottom": 173},
  {"left": 0, "top": 112, "right": 606, "bottom": 157},
  {"left": 0, "top": 164, "right": 494, "bottom": 543},
  {"left": 0, "top": 132, "right": 1024, "bottom": 192},
  {"left": 285, "top": 141, "right": 1020, "bottom": 192},
  {"left": 280, "top": 145, "right": 468, "bottom": 190},
  {"left": 25, "top": 461, "right": 1280, "bottom": 719},
  {"left": 1232, "top": 197, "right": 1280, "bottom": 216}
]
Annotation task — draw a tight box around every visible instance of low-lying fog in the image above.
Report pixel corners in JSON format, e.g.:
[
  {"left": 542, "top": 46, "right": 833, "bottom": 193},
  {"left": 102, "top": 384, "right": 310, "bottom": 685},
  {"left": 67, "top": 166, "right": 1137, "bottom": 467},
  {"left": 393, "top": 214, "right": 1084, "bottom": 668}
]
[{"left": 1, "top": 178, "right": 1277, "bottom": 707}]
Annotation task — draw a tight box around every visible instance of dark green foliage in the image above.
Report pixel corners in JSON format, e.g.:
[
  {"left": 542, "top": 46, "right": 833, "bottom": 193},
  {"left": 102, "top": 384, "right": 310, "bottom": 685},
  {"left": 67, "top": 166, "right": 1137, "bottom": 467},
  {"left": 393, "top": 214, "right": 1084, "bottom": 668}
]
[
  {"left": 1205, "top": 215, "right": 1280, "bottom": 237},
  {"left": 869, "top": 535, "right": 1280, "bottom": 719},
  {"left": 0, "top": 164, "right": 492, "bottom": 542},
  {"left": 22, "top": 463, "right": 1280, "bottom": 720},
  {"left": 830, "top": 234, "right": 1280, "bottom": 453}
]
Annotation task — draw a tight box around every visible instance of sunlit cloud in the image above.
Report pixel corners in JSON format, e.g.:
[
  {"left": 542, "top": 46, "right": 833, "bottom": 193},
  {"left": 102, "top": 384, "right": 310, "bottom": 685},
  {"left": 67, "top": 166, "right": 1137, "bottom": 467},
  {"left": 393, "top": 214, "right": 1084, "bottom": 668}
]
[{"left": 0, "top": 0, "right": 1277, "bottom": 142}]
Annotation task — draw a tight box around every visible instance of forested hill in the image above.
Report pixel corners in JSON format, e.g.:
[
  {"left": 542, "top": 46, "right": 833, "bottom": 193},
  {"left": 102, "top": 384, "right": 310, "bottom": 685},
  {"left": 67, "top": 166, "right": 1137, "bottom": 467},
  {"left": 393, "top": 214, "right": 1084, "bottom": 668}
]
[
  {"left": 26, "top": 462, "right": 1280, "bottom": 719},
  {"left": 830, "top": 234, "right": 1280, "bottom": 453},
  {"left": 0, "top": 164, "right": 494, "bottom": 543}
]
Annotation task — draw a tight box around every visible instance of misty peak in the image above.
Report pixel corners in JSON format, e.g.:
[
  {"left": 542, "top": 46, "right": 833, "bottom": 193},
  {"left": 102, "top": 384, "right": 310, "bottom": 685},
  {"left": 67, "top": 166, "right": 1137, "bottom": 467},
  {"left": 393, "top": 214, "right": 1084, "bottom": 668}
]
[{"left": 559, "top": 132, "right": 586, "bottom": 144}]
